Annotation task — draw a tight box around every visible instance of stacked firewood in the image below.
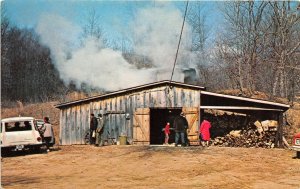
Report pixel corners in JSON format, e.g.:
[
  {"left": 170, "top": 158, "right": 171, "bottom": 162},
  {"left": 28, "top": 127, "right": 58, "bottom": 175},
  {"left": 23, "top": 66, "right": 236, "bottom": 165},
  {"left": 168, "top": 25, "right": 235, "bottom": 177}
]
[
  {"left": 203, "top": 111, "right": 279, "bottom": 148},
  {"left": 211, "top": 120, "right": 278, "bottom": 148}
]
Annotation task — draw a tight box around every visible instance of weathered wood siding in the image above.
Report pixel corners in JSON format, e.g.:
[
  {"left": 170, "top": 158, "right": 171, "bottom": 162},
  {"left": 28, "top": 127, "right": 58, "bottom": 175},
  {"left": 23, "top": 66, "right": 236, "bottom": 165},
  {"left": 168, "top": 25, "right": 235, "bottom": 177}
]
[
  {"left": 60, "top": 103, "right": 90, "bottom": 145},
  {"left": 59, "top": 85, "right": 201, "bottom": 145}
]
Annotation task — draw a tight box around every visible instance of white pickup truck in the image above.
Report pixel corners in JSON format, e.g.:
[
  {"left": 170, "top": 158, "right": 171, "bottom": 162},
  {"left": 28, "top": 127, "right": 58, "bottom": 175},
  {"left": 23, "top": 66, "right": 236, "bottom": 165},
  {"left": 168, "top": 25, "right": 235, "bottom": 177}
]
[{"left": 1, "top": 117, "right": 44, "bottom": 153}]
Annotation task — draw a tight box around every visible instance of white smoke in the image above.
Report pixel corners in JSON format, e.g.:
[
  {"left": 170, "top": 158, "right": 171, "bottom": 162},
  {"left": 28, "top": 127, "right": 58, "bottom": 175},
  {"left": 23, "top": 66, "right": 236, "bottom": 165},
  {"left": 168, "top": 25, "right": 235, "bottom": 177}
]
[
  {"left": 35, "top": 14, "right": 81, "bottom": 71},
  {"left": 61, "top": 38, "right": 155, "bottom": 91},
  {"left": 36, "top": 6, "right": 195, "bottom": 91},
  {"left": 132, "top": 6, "right": 193, "bottom": 70}
]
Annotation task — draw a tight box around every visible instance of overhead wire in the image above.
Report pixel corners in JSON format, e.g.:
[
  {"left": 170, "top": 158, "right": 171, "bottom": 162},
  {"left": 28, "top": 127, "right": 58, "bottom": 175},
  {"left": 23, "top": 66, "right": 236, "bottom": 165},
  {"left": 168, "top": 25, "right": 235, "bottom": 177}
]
[
  {"left": 166, "top": 1, "right": 189, "bottom": 107},
  {"left": 169, "top": 0, "right": 189, "bottom": 83}
]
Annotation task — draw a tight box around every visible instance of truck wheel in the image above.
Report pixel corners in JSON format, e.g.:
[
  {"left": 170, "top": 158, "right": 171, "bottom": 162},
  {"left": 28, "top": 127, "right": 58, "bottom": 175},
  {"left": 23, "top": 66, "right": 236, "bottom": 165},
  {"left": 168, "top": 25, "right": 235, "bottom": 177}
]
[
  {"left": 31, "top": 146, "right": 42, "bottom": 153},
  {"left": 2, "top": 148, "right": 10, "bottom": 156},
  {"left": 297, "top": 151, "right": 300, "bottom": 158}
]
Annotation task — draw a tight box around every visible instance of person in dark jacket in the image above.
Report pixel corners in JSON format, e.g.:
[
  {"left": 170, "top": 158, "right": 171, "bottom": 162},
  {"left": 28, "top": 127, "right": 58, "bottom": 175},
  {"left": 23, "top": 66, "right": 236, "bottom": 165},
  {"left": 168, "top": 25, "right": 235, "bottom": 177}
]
[
  {"left": 173, "top": 112, "right": 188, "bottom": 147},
  {"left": 90, "top": 113, "right": 98, "bottom": 145},
  {"left": 95, "top": 113, "right": 105, "bottom": 146}
]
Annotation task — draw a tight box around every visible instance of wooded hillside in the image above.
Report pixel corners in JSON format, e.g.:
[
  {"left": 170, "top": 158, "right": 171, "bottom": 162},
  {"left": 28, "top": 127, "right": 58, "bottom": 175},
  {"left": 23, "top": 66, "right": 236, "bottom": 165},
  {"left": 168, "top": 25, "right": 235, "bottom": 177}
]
[{"left": 1, "top": 2, "right": 299, "bottom": 105}]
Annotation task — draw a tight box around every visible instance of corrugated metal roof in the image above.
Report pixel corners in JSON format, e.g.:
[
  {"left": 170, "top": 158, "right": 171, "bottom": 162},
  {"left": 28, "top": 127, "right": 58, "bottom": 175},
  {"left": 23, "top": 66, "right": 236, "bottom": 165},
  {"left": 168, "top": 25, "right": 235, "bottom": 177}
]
[{"left": 55, "top": 80, "right": 205, "bottom": 108}]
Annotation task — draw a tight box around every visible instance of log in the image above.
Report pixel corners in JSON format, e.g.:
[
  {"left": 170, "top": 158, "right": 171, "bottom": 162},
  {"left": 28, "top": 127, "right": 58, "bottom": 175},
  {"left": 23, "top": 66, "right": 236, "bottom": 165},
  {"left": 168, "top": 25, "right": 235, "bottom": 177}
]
[
  {"left": 211, "top": 119, "right": 278, "bottom": 148},
  {"left": 282, "top": 136, "right": 290, "bottom": 149}
]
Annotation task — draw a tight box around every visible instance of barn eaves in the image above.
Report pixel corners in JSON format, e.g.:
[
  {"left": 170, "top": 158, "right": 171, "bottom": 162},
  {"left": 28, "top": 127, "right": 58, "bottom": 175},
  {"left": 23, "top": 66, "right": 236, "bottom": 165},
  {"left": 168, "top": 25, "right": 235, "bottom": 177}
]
[{"left": 55, "top": 80, "right": 206, "bottom": 108}]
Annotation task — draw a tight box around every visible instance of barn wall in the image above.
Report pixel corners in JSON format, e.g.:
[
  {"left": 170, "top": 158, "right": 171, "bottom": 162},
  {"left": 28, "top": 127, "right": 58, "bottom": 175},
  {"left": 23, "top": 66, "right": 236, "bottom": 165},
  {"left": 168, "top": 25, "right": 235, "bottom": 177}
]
[
  {"left": 59, "top": 85, "right": 201, "bottom": 145},
  {"left": 60, "top": 103, "right": 90, "bottom": 145}
]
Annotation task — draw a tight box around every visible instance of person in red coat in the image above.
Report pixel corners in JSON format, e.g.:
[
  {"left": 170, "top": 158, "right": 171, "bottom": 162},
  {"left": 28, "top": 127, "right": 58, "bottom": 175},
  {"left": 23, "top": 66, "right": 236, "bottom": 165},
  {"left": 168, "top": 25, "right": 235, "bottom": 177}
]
[
  {"left": 199, "top": 119, "right": 211, "bottom": 147},
  {"left": 164, "top": 122, "right": 171, "bottom": 144}
]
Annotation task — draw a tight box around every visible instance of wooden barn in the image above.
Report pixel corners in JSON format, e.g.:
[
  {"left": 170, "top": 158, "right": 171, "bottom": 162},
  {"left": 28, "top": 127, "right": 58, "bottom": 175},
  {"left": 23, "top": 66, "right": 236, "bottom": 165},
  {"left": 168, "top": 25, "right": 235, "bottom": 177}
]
[{"left": 55, "top": 80, "right": 290, "bottom": 146}]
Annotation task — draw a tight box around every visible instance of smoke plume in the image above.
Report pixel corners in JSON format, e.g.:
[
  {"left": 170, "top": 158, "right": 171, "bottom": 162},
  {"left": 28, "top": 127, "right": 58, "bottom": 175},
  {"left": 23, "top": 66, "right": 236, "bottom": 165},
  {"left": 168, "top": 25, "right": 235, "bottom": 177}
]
[
  {"left": 132, "top": 6, "right": 192, "bottom": 69},
  {"left": 36, "top": 6, "right": 195, "bottom": 91}
]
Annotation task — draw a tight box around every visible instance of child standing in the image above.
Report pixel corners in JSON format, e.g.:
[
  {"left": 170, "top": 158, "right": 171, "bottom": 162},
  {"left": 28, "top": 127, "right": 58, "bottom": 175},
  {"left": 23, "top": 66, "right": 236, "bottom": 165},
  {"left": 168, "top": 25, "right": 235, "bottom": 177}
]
[{"left": 164, "top": 122, "right": 171, "bottom": 144}]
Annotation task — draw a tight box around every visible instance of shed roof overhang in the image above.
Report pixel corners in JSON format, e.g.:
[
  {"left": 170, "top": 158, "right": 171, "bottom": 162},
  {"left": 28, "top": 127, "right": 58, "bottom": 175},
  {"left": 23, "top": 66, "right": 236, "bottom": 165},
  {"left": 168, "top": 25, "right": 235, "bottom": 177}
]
[{"left": 200, "top": 91, "right": 290, "bottom": 115}]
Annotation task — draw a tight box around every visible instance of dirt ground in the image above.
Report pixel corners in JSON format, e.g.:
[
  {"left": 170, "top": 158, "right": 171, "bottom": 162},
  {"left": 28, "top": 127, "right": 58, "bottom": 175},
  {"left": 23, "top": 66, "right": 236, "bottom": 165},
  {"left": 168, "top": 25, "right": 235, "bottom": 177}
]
[{"left": 1, "top": 145, "right": 300, "bottom": 189}]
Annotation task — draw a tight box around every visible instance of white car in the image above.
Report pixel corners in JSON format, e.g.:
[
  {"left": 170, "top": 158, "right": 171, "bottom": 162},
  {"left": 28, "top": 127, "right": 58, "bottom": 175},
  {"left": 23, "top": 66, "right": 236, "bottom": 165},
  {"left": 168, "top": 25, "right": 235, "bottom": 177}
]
[{"left": 1, "top": 117, "right": 44, "bottom": 153}]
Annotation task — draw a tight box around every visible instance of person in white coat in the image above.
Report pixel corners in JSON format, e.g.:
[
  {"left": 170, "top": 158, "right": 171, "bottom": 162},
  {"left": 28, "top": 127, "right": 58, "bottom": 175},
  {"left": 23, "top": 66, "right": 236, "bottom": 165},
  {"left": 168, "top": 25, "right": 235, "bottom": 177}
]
[{"left": 42, "top": 117, "right": 53, "bottom": 152}]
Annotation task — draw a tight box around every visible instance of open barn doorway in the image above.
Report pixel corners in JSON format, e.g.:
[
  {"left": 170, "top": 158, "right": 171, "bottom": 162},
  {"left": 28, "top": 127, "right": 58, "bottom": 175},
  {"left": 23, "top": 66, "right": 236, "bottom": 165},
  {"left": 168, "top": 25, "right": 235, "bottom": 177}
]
[{"left": 150, "top": 108, "right": 182, "bottom": 145}]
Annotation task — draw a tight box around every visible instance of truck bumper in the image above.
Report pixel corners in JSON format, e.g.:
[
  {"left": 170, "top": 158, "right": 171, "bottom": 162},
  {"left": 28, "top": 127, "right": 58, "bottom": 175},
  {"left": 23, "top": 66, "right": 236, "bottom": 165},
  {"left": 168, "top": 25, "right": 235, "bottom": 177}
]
[
  {"left": 292, "top": 145, "right": 300, "bottom": 151},
  {"left": 2, "top": 143, "right": 44, "bottom": 152}
]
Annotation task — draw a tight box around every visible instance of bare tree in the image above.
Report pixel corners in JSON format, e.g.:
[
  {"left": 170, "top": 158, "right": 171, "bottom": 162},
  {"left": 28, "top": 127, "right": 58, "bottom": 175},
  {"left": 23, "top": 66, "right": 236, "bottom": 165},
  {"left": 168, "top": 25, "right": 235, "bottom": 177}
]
[
  {"left": 217, "top": 1, "right": 271, "bottom": 95},
  {"left": 187, "top": 1, "right": 209, "bottom": 54},
  {"left": 1, "top": 17, "right": 67, "bottom": 103},
  {"left": 267, "top": 2, "right": 300, "bottom": 98},
  {"left": 214, "top": 1, "right": 299, "bottom": 101},
  {"left": 81, "top": 8, "right": 107, "bottom": 47},
  {"left": 1, "top": 3, "right": 12, "bottom": 101}
]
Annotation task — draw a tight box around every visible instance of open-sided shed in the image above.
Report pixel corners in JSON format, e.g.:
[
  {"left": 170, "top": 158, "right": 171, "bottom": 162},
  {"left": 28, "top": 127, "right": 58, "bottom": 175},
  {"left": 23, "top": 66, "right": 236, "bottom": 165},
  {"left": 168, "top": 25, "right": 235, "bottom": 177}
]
[
  {"left": 55, "top": 80, "right": 289, "bottom": 146},
  {"left": 200, "top": 91, "right": 290, "bottom": 147}
]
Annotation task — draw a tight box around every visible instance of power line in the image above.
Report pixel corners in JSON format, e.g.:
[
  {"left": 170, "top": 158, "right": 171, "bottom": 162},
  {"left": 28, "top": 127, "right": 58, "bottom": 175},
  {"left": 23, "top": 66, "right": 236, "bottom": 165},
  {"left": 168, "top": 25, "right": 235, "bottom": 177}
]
[{"left": 170, "top": 0, "right": 189, "bottom": 82}]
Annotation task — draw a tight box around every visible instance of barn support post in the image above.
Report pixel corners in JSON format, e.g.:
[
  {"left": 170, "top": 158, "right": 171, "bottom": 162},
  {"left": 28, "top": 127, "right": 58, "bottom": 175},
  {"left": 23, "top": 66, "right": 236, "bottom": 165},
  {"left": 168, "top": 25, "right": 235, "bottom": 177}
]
[
  {"left": 199, "top": 109, "right": 204, "bottom": 124},
  {"left": 275, "top": 112, "right": 284, "bottom": 148},
  {"left": 198, "top": 108, "right": 204, "bottom": 145},
  {"left": 59, "top": 109, "right": 63, "bottom": 145}
]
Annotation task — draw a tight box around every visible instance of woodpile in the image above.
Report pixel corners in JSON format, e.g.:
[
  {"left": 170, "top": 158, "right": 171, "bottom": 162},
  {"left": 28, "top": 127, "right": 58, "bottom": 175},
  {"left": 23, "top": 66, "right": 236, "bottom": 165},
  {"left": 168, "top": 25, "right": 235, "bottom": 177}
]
[
  {"left": 204, "top": 111, "right": 280, "bottom": 148},
  {"left": 211, "top": 120, "right": 278, "bottom": 148}
]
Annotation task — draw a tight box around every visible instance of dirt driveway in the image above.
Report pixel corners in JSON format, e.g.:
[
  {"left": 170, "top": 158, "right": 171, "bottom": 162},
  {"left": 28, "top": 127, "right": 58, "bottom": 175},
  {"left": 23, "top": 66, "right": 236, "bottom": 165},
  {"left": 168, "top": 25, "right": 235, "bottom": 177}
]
[{"left": 1, "top": 145, "right": 300, "bottom": 189}]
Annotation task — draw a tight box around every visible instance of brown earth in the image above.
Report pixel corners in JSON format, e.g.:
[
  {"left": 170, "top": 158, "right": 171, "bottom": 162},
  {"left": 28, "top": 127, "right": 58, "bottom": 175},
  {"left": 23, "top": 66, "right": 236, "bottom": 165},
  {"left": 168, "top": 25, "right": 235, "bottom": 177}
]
[{"left": 1, "top": 145, "right": 300, "bottom": 189}]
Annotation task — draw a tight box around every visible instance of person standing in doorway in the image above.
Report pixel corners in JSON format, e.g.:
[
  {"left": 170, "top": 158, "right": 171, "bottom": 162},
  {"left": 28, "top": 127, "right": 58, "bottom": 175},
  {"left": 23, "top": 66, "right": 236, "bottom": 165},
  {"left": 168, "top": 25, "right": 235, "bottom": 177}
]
[
  {"left": 95, "top": 114, "right": 105, "bottom": 146},
  {"left": 90, "top": 113, "right": 98, "bottom": 145},
  {"left": 43, "top": 117, "right": 53, "bottom": 152},
  {"left": 173, "top": 112, "right": 188, "bottom": 147},
  {"left": 164, "top": 122, "right": 171, "bottom": 145},
  {"left": 199, "top": 118, "right": 212, "bottom": 147}
]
